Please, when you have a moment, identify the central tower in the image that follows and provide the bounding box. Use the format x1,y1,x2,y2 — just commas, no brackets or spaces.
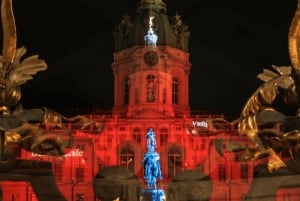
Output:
112,0,191,117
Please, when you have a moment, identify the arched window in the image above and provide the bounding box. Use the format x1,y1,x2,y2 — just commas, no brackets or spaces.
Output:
159,128,168,147
168,146,182,177
132,128,141,144
146,74,156,102
124,78,129,104
172,77,179,104
120,145,135,172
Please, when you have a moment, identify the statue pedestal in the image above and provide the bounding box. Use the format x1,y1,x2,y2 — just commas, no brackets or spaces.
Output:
93,166,141,201
141,189,165,201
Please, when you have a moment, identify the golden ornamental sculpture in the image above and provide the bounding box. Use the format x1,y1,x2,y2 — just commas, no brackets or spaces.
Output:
0,0,103,201
289,0,300,72
228,1,300,173
0,0,104,199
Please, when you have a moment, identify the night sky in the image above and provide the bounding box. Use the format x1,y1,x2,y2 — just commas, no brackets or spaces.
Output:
3,0,298,116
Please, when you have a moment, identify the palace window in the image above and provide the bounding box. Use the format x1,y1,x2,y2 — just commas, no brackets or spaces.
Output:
124,78,129,104
172,77,179,103
75,193,85,201
201,138,207,149
76,167,85,183
283,194,292,201
189,138,194,149
120,145,135,172
160,128,168,146
240,163,249,183
135,89,139,104
175,127,181,131
168,147,182,177
107,136,113,149
172,77,178,103
76,144,85,151
132,128,141,144
146,74,156,102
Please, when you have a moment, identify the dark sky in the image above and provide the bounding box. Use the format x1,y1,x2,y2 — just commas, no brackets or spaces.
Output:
4,0,298,116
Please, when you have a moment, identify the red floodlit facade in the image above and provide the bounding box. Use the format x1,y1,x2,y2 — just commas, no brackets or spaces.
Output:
2,0,300,201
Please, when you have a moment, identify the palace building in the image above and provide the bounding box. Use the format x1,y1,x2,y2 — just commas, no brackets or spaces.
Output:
1,0,300,201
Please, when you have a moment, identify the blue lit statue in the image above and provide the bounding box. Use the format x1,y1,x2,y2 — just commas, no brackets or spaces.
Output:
141,128,165,201
142,128,162,189
142,146,162,189
146,128,156,149
144,30,158,47
144,16,158,47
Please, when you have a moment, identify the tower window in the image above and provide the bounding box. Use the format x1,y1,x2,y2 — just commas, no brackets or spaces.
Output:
172,77,179,103
146,75,156,102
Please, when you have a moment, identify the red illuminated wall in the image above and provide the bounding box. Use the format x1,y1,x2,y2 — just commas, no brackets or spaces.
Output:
1,116,300,201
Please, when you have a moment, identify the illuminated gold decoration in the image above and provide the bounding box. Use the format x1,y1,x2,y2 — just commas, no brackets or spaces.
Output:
1,0,16,64
289,0,300,72
234,66,297,172
233,1,300,172
0,0,104,162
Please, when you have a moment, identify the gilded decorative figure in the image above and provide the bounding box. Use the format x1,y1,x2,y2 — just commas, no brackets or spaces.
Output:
233,65,300,172
0,0,103,162
228,0,300,173
0,0,104,199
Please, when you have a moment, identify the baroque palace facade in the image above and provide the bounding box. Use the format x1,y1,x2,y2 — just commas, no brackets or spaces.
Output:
2,0,300,201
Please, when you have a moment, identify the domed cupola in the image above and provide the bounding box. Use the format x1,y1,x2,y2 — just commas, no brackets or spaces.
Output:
113,0,190,52
112,0,191,117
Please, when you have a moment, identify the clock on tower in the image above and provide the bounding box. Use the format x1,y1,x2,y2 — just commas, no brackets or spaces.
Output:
144,51,158,66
